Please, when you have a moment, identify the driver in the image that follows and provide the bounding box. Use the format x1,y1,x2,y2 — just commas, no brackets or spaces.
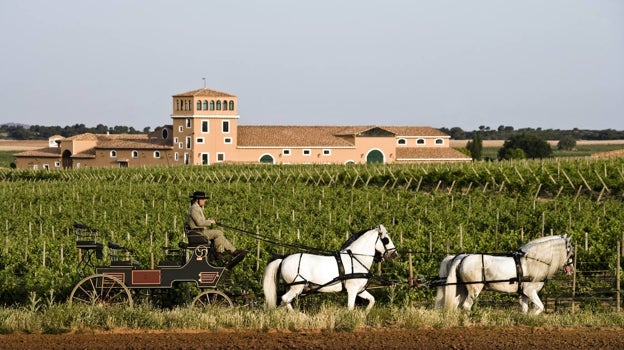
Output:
186,191,247,261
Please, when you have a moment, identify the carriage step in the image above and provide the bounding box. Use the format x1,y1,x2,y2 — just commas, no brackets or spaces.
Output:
224,250,248,270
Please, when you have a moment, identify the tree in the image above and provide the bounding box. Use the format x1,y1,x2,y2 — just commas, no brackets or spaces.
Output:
499,147,526,160
557,136,577,151
497,133,552,160
466,134,483,160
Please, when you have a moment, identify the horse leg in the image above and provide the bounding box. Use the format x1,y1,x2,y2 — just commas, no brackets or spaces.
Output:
524,287,545,315
462,284,483,311
280,285,304,311
356,290,375,311
518,294,530,313
434,286,445,308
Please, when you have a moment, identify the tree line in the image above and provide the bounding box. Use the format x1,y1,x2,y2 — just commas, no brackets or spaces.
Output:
0,123,147,139
439,125,624,141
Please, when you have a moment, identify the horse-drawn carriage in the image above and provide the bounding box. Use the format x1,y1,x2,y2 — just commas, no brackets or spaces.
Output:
69,221,248,308
69,220,573,313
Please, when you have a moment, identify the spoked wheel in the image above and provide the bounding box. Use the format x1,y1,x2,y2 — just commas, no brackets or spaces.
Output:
69,274,133,307
192,290,233,309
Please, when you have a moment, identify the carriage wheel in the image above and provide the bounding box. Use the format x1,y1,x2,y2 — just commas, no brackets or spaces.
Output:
192,290,233,308
69,274,133,307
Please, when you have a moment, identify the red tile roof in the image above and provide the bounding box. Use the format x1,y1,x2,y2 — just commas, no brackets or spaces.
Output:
237,125,446,148
173,88,236,98
238,126,356,147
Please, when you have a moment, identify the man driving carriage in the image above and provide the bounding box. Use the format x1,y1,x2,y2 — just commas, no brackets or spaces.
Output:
186,191,247,262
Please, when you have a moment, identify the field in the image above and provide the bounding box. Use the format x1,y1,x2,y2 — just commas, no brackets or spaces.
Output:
2,327,623,349
1,143,624,348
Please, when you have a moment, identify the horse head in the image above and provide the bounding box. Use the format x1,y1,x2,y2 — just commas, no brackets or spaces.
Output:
519,234,575,279
375,224,398,262
562,234,575,275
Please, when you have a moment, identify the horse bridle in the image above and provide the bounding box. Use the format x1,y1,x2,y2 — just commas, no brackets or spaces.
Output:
375,226,397,262
564,236,574,270
520,235,574,271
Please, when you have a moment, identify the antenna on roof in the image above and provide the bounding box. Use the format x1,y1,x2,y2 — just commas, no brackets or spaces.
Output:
202,77,206,89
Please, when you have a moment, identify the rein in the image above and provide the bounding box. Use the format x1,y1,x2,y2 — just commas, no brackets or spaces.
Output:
216,222,330,255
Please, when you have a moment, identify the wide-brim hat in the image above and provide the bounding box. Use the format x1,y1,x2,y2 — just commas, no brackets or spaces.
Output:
190,191,208,200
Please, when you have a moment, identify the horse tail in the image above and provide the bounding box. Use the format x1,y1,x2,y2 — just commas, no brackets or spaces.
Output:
435,255,454,308
263,258,283,309
444,256,464,310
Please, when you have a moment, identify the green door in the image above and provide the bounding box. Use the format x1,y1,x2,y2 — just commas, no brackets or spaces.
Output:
366,150,384,164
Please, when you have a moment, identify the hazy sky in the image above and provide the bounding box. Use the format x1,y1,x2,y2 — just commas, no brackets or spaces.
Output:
1,0,622,131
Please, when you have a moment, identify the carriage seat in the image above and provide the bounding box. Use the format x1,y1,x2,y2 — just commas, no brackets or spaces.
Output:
108,241,139,269
184,224,213,248
73,221,103,259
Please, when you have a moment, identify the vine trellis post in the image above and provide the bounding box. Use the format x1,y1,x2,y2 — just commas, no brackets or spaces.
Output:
617,240,621,312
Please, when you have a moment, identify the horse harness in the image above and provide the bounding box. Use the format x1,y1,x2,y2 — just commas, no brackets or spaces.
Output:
454,250,533,297
284,251,374,294
285,229,394,294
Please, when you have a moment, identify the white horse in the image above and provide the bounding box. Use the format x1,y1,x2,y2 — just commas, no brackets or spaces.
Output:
441,234,574,314
263,225,398,311
434,253,467,308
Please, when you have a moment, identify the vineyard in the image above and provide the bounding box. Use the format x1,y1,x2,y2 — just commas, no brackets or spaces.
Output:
0,158,623,310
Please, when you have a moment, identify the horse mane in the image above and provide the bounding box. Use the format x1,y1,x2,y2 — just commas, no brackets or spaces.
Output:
340,227,374,250
519,235,568,280
518,235,564,254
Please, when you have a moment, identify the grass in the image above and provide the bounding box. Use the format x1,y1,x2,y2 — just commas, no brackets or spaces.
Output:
479,143,624,160
0,151,17,168
1,303,622,334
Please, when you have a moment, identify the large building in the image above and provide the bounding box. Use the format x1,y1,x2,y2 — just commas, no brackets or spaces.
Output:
15,87,471,169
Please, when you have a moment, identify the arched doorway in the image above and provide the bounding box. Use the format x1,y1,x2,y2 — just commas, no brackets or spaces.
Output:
62,150,73,169
259,154,275,164
366,149,384,164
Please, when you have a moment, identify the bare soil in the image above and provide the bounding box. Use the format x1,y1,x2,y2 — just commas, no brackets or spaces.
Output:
1,327,622,350
0,140,48,151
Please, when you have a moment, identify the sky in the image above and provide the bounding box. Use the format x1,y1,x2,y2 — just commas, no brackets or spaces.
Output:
1,0,622,132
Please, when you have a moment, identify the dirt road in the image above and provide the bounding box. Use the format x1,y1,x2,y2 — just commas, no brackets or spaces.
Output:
1,327,622,350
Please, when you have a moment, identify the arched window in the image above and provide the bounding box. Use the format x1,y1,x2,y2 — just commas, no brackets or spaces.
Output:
416,139,425,145
110,150,117,158
209,100,215,110
203,100,208,110
131,150,139,158
222,100,228,110
216,100,222,110
435,138,444,145
397,138,407,145
229,100,234,110
196,100,202,110
259,154,275,164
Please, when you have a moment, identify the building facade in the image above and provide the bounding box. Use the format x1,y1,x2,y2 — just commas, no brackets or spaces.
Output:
15,87,471,169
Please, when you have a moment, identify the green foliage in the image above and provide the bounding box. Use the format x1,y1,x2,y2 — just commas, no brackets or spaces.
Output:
0,160,623,308
0,151,17,169
498,133,553,160
466,134,483,160
558,136,577,151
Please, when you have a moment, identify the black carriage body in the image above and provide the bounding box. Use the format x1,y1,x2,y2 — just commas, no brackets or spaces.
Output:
94,245,226,289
